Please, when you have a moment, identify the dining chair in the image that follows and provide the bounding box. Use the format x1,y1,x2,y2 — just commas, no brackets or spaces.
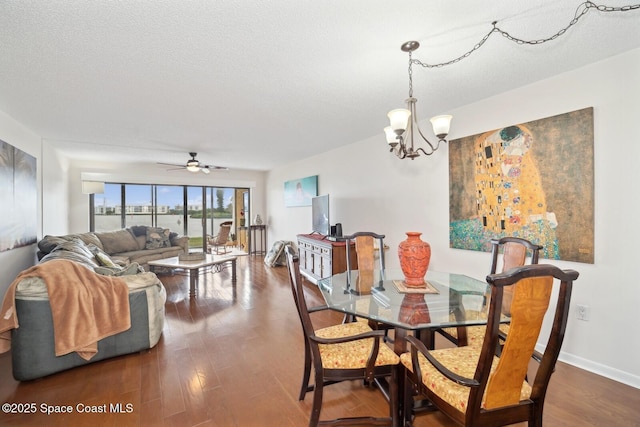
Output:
342,231,385,307
341,232,397,344
207,221,232,254
438,237,543,347
343,231,386,283
401,263,579,427
284,246,400,427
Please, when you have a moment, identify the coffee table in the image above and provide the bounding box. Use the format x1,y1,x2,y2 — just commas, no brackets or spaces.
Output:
148,254,237,297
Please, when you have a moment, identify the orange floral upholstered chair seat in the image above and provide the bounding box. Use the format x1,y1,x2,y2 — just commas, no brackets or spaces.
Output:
400,346,531,412
402,264,578,427
284,245,399,427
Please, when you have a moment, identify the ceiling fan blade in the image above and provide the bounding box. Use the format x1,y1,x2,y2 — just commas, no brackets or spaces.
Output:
157,162,185,167
204,164,229,171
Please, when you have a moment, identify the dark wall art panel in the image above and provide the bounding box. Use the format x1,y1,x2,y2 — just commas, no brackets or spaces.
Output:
0,140,37,252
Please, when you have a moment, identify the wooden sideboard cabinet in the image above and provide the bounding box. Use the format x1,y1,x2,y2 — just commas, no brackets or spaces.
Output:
296,234,357,284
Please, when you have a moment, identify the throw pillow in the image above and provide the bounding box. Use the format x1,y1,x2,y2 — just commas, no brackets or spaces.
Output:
135,234,147,250
130,225,148,237
145,227,171,250
87,244,123,270
96,229,140,254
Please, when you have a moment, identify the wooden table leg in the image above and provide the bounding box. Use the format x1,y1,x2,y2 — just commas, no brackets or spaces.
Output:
393,328,407,354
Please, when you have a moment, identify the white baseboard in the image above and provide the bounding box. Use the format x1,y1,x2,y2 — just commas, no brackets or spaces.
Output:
542,346,640,389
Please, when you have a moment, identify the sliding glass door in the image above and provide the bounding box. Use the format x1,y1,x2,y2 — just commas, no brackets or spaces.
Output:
91,183,249,252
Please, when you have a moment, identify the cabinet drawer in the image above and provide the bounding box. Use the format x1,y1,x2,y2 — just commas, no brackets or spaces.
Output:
321,247,331,255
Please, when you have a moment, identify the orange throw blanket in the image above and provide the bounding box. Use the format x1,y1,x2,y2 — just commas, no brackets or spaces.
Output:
0,259,131,360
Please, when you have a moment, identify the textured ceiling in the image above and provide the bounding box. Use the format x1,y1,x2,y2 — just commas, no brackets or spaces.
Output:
1,1,639,171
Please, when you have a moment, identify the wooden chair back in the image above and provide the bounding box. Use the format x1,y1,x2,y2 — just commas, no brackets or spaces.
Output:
440,237,543,346
472,264,578,422
284,246,314,340
403,264,578,426
489,237,543,274
343,232,385,292
489,237,543,316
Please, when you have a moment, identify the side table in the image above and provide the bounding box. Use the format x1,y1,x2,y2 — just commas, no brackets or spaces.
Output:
249,224,267,255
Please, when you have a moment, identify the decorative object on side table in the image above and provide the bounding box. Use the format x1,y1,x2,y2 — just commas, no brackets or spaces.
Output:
398,231,431,287
179,252,206,262
254,214,263,225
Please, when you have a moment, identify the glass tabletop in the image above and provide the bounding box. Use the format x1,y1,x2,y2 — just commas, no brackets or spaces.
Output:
317,269,495,331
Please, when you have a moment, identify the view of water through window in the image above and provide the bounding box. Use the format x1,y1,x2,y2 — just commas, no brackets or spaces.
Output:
93,183,247,248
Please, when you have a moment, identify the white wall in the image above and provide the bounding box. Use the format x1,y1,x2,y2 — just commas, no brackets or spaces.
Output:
41,141,70,236
266,47,640,388
0,111,42,299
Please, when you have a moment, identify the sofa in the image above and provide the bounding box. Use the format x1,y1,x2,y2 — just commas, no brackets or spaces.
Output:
37,225,189,271
1,226,186,380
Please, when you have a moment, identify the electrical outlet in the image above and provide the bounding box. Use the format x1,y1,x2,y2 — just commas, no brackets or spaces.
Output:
576,304,590,321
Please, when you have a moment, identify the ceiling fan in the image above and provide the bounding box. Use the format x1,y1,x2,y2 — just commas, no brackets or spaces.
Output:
157,152,228,174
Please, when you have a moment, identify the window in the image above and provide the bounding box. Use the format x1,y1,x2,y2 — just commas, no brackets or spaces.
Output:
125,184,152,228
94,184,123,232
90,182,248,251
156,185,185,235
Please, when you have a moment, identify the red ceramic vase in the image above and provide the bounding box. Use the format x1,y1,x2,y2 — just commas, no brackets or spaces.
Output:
398,294,431,325
398,232,431,287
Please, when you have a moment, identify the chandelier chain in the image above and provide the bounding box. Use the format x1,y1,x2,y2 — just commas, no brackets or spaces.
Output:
411,1,640,69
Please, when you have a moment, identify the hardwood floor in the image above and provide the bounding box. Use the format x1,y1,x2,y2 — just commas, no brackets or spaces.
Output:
1,256,639,426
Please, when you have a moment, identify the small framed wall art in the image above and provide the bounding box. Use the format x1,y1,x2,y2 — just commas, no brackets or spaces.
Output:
284,175,318,207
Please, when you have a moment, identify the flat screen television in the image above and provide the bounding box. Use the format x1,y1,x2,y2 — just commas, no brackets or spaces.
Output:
312,194,330,236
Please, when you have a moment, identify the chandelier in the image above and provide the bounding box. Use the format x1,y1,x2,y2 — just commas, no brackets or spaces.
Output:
384,41,452,160
383,2,640,160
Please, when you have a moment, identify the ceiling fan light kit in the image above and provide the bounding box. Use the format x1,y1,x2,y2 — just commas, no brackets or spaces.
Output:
158,152,226,173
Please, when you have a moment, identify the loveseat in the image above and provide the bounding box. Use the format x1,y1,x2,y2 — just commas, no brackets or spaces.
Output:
0,226,186,380
38,225,189,271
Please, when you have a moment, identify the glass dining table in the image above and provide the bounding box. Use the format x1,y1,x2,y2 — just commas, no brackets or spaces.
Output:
317,269,494,354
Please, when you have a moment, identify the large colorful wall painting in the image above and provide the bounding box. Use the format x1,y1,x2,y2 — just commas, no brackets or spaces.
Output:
0,140,37,252
449,108,594,263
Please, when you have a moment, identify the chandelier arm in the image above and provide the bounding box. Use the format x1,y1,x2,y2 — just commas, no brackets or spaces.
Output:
413,120,438,153
415,147,436,157
394,136,408,159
